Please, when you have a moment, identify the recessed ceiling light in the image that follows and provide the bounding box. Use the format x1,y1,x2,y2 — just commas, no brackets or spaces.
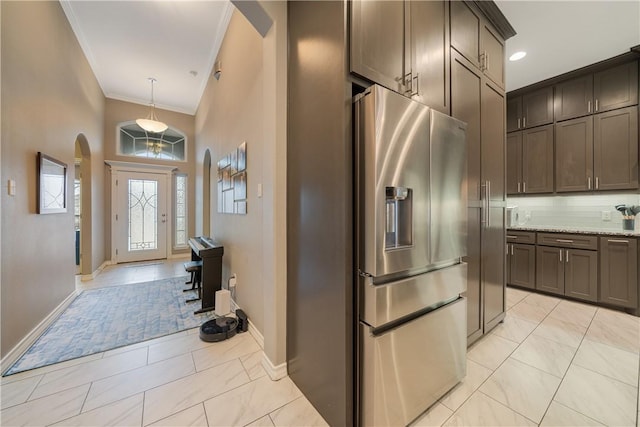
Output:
509,51,527,62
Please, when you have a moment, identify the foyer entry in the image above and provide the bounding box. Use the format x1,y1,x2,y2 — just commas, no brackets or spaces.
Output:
107,161,176,263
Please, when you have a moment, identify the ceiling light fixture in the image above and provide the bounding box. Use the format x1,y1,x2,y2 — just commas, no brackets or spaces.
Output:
136,77,168,133
509,51,527,62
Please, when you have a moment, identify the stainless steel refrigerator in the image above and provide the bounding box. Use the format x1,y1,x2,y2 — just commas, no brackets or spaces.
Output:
354,85,468,426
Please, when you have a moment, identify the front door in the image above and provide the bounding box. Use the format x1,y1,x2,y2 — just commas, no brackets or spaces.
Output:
115,171,168,263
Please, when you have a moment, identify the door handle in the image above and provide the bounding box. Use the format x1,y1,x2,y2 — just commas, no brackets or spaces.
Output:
511,245,514,256
486,181,491,226
517,182,521,193
595,177,599,189
523,117,526,128
566,250,569,263
608,239,629,244
588,100,591,113
560,250,563,262
556,239,574,243
517,118,521,129
595,99,599,112
588,177,591,189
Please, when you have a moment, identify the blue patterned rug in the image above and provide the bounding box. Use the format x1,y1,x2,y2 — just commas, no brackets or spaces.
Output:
4,276,217,376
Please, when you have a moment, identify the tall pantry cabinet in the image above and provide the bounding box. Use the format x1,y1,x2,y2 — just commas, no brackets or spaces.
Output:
450,1,513,345
287,2,514,425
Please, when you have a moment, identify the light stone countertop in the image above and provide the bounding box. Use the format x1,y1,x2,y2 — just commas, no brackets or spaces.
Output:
508,225,640,237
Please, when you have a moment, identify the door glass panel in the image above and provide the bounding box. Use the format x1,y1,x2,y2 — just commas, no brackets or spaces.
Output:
128,179,158,251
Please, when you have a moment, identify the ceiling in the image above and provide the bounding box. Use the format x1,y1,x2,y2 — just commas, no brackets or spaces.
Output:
496,1,640,92
60,0,233,115
61,1,640,115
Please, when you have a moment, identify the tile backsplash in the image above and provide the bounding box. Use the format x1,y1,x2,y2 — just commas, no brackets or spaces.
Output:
507,193,640,231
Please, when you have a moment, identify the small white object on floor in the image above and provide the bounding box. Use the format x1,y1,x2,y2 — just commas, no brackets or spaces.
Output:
214,289,231,316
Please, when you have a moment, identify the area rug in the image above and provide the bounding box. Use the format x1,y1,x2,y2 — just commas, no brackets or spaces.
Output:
4,276,217,376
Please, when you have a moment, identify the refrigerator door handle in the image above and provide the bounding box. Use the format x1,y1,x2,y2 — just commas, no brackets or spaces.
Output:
485,180,491,227
480,182,487,227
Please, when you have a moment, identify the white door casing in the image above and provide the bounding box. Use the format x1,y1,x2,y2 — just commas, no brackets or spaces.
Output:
106,161,176,263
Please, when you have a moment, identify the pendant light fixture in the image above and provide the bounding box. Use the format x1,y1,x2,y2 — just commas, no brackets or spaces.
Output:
136,77,168,133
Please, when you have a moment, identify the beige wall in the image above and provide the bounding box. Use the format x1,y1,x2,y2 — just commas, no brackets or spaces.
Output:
1,1,106,357
195,3,288,369
103,99,196,258
195,9,266,335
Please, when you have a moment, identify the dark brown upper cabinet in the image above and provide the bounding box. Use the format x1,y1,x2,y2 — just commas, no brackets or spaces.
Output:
450,1,504,90
350,0,450,114
507,125,554,195
556,106,638,192
599,237,638,309
555,116,594,192
508,87,554,132
553,61,638,122
593,106,639,191
554,74,594,121
350,0,406,93
408,0,450,114
593,61,638,114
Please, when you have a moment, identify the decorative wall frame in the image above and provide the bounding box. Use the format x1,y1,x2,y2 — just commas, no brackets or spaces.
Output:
217,142,247,214
37,152,68,214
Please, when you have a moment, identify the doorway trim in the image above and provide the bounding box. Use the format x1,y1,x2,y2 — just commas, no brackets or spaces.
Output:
203,149,212,236
75,134,92,276
106,160,177,263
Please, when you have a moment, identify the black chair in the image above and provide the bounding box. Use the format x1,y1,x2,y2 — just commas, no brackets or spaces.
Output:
183,260,202,303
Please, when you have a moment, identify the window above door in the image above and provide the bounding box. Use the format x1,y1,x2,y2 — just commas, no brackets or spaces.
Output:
118,121,186,162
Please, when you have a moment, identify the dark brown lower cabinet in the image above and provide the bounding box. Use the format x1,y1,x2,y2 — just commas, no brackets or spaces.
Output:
536,246,598,302
565,249,598,302
536,246,564,295
507,243,535,289
599,237,638,309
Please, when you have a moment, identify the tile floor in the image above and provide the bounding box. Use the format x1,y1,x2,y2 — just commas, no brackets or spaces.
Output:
2,260,639,426
412,286,640,427
1,259,328,427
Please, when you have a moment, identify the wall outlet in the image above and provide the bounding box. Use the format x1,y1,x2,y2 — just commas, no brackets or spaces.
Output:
228,274,237,288
601,211,612,221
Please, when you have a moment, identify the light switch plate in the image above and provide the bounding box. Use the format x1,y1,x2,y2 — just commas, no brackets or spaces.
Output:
8,179,16,196
257,183,263,198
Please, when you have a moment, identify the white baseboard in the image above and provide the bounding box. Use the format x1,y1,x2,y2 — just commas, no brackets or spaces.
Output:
81,260,112,282
262,352,288,381
230,299,286,381
1,290,79,375
168,253,190,260
247,318,264,349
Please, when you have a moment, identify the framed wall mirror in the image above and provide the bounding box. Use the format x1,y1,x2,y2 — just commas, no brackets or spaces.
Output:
37,152,68,214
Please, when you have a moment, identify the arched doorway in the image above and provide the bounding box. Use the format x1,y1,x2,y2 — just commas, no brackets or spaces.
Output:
74,135,92,276
203,149,212,236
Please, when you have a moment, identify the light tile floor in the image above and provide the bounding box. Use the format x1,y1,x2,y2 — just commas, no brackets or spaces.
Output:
413,286,640,427
1,259,328,427
2,261,639,426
